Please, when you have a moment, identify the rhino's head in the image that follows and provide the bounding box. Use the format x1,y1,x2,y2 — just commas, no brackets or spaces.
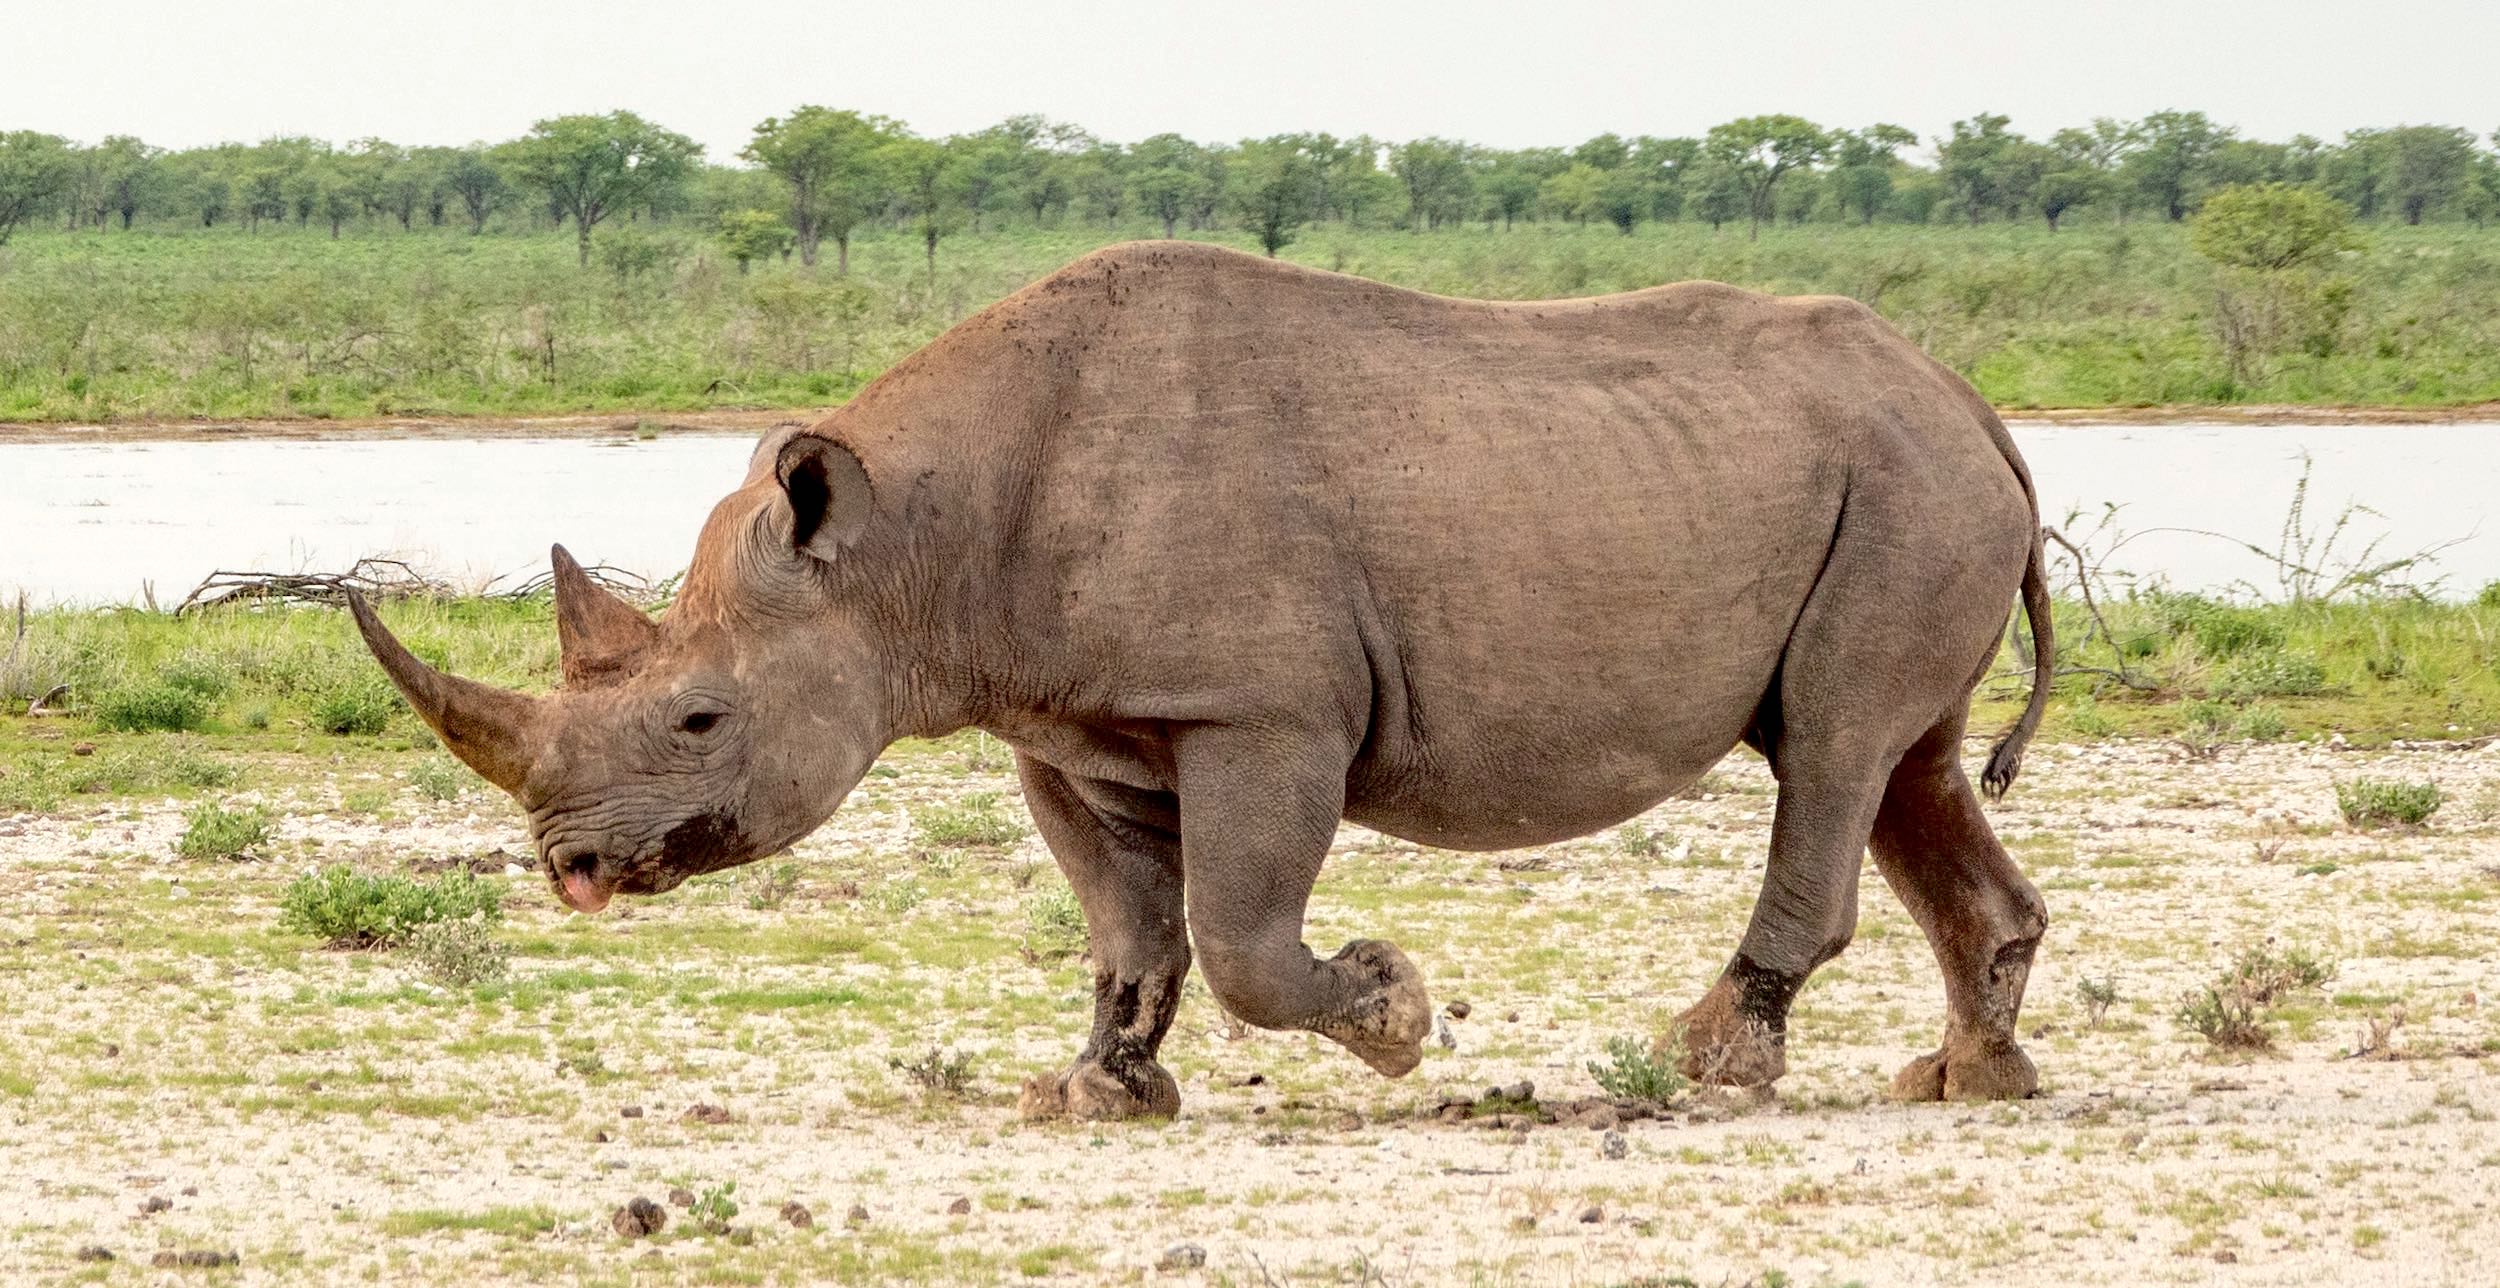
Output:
350,433,895,913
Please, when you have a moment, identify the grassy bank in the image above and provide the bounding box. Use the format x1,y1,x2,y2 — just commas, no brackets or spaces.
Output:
6,589,2500,819
5,221,2500,424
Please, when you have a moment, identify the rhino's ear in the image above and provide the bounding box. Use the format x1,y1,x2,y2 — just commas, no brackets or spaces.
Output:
773,435,873,562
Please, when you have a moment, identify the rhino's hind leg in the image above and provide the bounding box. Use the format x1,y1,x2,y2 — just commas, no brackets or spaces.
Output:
1176,732,1433,1078
1870,713,2047,1102
1672,761,1883,1088
1013,757,1191,1122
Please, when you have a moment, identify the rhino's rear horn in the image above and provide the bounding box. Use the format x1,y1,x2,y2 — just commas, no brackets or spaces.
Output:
549,544,659,685
346,591,541,794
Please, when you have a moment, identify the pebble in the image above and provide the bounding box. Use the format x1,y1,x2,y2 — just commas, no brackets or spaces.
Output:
682,1103,733,1124
668,1188,696,1208
780,1201,813,1228
946,1196,972,1215
1601,1130,1629,1160
1157,1243,1208,1271
75,1247,113,1263
1444,1000,1472,1020
1578,1205,1605,1224
140,1196,172,1215
620,1105,643,1118
846,1203,870,1226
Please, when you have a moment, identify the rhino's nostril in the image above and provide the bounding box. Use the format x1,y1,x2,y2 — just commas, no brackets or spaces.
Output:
562,852,599,880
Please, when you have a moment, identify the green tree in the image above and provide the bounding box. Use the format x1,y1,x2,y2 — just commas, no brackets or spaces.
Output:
443,146,506,233
92,135,162,229
2190,183,2362,385
1479,159,1540,229
1128,133,1207,238
1228,137,1315,256
2123,110,2228,221
743,106,899,271
2035,128,2110,230
1538,163,1604,225
1702,115,1829,240
509,112,703,267
1690,159,1747,231
1938,113,2033,226
2379,125,2479,224
1391,137,1474,231
879,134,962,283
717,208,794,273
1831,124,1916,225
0,130,77,244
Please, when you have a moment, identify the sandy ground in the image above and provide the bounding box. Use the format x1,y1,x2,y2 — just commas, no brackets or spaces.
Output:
4,735,2499,1285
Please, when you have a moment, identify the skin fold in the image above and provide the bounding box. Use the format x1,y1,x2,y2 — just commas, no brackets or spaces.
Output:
355,241,2055,1118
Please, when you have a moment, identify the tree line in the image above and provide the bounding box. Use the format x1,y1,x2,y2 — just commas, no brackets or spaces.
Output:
3,108,2497,266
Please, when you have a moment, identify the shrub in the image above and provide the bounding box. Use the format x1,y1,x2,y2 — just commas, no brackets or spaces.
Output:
2177,985,2272,1050
2235,705,2287,742
914,793,1027,850
2211,649,2326,700
158,651,234,700
1022,883,1088,959
2223,944,2336,1004
2478,580,2500,609
279,866,502,948
2337,777,2443,829
95,682,210,733
2147,593,2282,659
407,757,469,803
174,802,273,860
887,1048,977,1099
742,861,801,911
1588,1034,1688,1106
404,914,510,986
310,679,397,736
166,750,240,789
2075,976,2120,1029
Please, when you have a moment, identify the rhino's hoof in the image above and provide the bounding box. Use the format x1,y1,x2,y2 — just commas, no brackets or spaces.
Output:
1018,1059,1180,1122
1890,1035,2037,1102
1672,979,1787,1087
1320,939,1433,1078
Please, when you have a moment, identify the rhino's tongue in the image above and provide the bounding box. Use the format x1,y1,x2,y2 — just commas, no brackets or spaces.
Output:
561,868,612,914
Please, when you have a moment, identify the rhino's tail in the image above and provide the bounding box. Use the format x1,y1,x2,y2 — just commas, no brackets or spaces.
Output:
1981,530,2054,801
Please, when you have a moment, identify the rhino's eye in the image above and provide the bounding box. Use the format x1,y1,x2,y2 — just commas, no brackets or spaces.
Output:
679,711,724,736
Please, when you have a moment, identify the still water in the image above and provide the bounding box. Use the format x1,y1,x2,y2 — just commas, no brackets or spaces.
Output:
1,424,2493,605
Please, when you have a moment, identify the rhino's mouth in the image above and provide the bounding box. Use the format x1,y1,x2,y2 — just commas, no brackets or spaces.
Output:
547,811,753,914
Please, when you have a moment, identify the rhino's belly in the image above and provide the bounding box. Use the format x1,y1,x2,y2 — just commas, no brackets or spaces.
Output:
1343,715,1746,852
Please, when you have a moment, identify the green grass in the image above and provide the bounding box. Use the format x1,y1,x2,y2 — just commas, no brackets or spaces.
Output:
5,219,2500,424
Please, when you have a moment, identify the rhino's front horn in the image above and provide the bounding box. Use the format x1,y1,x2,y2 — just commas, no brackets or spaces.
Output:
550,543,658,685
346,591,541,795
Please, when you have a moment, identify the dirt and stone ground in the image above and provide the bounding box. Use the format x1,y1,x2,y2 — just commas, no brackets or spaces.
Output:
4,732,2498,1285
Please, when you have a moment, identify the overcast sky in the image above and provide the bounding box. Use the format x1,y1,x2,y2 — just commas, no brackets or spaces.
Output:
8,1,2494,161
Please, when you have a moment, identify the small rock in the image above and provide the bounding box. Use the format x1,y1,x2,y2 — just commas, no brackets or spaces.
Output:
620,1105,644,1118
682,1103,733,1125
1577,1105,1620,1131
612,1197,667,1239
1157,1243,1208,1271
1601,1130,1629,1160
845,1203,870,1226
2214,1249,2239,1264
179,1185,197,1197
780,1201,813,1228
72,742,95,757
1332,1110,1363,1131
946,1196,972,1215
140,1195,172,1215
1444,1000,1472,1020
590,1130,610,1144
103,1043,118,1058
1504,1011,1521,1023
668,1187,695,1208
1230,1073,1266,1087
75,1246,113,1263
728,1227,755,1246
1504,1081,1535,1102
1433,1015,1457,1050
305,1080,323,1092
1578,1205,1604,1224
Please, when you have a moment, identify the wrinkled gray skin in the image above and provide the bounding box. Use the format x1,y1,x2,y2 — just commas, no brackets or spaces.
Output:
356,241,2056,1120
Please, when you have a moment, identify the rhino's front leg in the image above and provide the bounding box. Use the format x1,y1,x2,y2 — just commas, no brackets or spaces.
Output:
1013,755,1191,1122
1175,730,1433,1077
